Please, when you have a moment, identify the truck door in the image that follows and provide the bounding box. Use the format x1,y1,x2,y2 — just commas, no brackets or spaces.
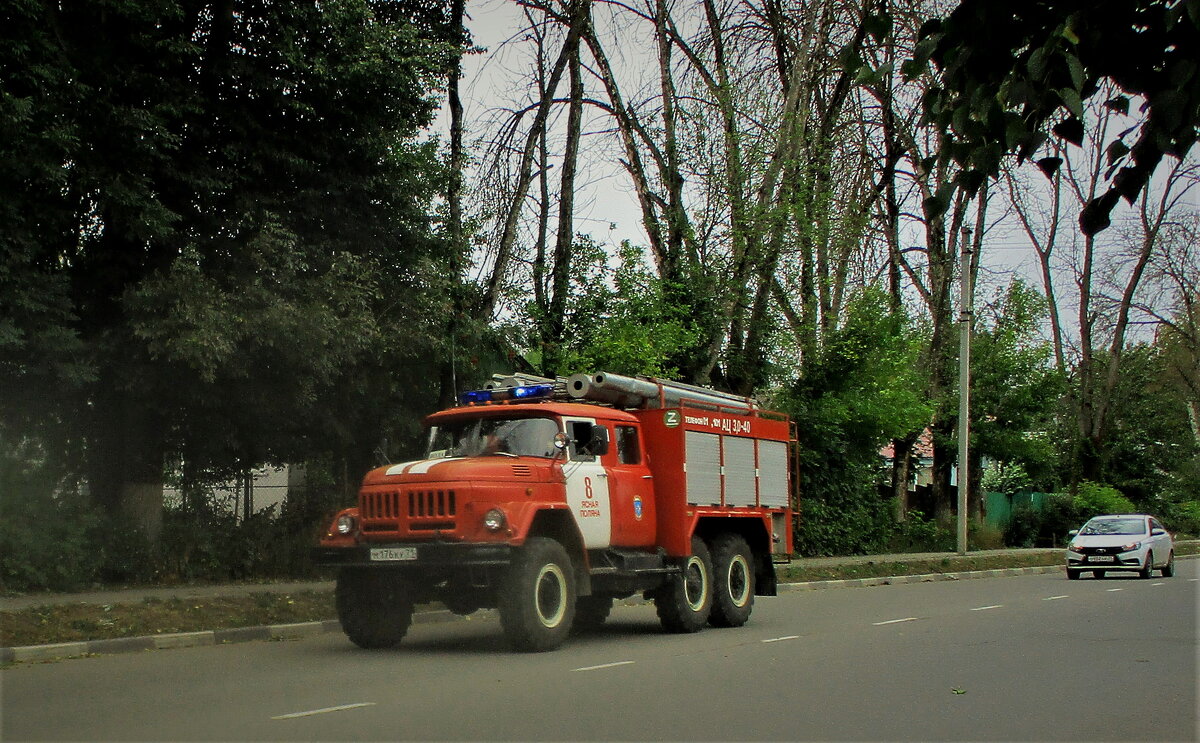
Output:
562,417,612,549
605,423,656,548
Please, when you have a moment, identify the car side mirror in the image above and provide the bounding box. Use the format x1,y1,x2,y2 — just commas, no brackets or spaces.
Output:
1151,528,1166,536
553,432,569,456
1067,529,1079,538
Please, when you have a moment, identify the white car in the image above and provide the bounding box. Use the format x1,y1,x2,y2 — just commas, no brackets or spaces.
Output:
1065,514,1175,580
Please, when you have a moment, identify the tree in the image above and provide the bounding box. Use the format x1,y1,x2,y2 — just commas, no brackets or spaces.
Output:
0,1,456,538
911,0,1200,235
969,281,1065,495
776,286,931,554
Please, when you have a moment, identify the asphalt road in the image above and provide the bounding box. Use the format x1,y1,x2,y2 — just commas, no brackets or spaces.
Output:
3,562,1196,742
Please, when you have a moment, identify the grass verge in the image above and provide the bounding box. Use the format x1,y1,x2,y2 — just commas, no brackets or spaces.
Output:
1,592,334,649
4,543,1196,649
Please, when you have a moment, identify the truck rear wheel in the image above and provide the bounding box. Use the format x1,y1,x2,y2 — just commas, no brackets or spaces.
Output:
708,533,754,627
498,537,576,652
655,536,713,633
335,568,414,649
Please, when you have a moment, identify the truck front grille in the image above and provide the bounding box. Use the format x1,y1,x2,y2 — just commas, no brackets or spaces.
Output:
360,489,457,533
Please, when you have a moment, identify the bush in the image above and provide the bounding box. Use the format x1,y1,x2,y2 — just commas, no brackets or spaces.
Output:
1004,492,1079,547
886,514,954,553
795,495,896,556
1161,500,1200,536
1072,481,1136,518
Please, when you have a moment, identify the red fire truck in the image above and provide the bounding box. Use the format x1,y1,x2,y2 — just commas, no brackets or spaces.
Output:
313,372,794,652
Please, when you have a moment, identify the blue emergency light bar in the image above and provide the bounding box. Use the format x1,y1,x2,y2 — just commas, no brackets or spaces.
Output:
459,383,555,406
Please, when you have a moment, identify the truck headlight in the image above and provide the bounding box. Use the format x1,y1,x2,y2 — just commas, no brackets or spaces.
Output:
335,514,357,535
483,508,507,532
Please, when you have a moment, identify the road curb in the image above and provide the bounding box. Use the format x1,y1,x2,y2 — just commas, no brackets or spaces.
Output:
777,564,1063,592
3,558,1192,664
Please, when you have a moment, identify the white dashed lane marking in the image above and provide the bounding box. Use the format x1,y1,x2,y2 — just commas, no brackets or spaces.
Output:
872,617,918,626
971,605,1003,611
1107,588,1124,592
762,635,800,643
573,661,635,672
272,703,376,720
1044,595,1069,600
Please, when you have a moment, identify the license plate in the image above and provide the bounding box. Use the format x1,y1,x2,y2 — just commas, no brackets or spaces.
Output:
370,547,417,562
1087,555,1115,563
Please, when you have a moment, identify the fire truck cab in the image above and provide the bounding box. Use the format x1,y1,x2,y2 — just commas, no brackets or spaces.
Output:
314,372,794,652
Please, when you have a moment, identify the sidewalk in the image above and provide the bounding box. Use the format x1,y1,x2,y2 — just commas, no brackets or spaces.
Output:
0,546,1067,612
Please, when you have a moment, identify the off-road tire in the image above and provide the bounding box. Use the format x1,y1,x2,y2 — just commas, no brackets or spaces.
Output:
498,537,576,652
335,567,414,649
1162,551,1175,577
655,536,713,633
572,595,613,633
708,533,754,628
1140,551,1155,579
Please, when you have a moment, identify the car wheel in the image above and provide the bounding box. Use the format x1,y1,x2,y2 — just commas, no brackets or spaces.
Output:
1140,551,1154,579
1067,569,1081,580
1092,570,1105,579
1161,551,1175,578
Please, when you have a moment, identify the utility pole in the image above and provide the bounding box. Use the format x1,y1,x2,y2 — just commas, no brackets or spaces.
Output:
957,226,974,555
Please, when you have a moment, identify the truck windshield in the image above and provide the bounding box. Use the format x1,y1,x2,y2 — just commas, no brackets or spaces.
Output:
426,417,560,459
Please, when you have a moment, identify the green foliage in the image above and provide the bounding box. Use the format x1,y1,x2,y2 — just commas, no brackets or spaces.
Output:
0,441,100,591
969,281,1065,489
778,287,932,555
1162,501,1200,536
1072,481,1137,519
981,462,1034,495
887,514,955,553
0,0,462,528
1004,492,1079,548
527,240,699,379
914,0,1200,234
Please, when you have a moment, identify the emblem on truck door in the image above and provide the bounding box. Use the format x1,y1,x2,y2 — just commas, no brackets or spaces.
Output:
633,495,643,520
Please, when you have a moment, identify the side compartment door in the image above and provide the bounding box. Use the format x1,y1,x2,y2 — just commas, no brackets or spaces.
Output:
562,417,612,549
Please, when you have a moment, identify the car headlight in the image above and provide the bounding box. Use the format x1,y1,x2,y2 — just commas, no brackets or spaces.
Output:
1068,544,1085,553
483,508,507,532
335,514,357,535
1119,542,1141,552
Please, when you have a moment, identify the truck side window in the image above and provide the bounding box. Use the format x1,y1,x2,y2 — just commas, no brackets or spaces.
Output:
567,420,596,462
616,425,641,465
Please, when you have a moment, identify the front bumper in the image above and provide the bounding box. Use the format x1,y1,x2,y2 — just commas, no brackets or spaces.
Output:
1066,550,1148,571
312,541,514,568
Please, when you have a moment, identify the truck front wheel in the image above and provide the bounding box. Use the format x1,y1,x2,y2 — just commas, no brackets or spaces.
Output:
655,536,713,633
708,533,754,627
335,568,414,649
498,537,576,652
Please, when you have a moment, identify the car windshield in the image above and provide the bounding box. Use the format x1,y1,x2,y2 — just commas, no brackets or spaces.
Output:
426,416,560,459
1079,518,1146,536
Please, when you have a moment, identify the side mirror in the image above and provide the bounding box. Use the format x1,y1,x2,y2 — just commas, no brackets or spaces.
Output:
553,432,569,456
1151,528,1166,536
1067,529,1079,538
